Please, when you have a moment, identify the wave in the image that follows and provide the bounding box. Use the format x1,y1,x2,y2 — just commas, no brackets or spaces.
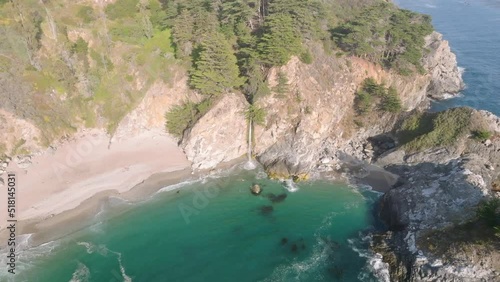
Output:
0,235,60,279
156,179,200,194
76,242,132,282
69,262,90,282
348,234,391,282
283,179,299,192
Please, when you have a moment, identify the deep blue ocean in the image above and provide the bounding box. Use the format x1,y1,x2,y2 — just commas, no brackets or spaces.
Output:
1,1,499,281
395,0,500,115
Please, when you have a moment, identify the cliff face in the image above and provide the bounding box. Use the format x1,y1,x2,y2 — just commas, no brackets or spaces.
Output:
181,94,249,170
253,31,463,178
423,32,465,100
180,32,464,174
375,110,500,281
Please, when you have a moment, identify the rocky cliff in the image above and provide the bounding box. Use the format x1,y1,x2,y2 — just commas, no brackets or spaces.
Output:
183,33,463,177
423,32,465,100
181,32,464,176
374,109,500,281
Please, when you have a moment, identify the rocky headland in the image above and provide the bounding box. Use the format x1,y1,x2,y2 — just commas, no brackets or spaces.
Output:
178,32,499,281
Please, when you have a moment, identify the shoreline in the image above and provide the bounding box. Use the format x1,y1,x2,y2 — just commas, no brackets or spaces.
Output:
0,154,249,249
0,127,396,250
0,129,193,248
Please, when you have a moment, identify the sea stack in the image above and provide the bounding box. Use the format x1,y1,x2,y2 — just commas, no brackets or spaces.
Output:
250,184,262,195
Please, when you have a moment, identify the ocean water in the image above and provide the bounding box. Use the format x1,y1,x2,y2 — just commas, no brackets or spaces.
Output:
5,167,386,282
394,0,500,115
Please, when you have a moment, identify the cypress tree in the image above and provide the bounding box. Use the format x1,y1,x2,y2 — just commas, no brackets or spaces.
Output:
190,32,245,96
257,13,302,66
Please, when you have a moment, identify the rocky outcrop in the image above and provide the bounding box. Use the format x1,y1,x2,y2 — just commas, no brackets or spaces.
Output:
423,32,465,100
181,93,249,170
113,76,200,142
250,184,262,195
179,32,463,173
253,33,460,178
376,109,500,281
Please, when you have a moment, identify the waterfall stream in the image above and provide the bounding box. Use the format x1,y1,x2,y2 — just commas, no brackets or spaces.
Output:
244,119,256,170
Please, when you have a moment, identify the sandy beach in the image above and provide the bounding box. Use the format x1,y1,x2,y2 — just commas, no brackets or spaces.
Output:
0,129,191,245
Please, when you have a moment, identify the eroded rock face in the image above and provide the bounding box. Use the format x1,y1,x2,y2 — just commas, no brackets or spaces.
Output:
423,32,465,100
180,32,462,173
376,110,500,281
181,93,248,170
254,33,460,178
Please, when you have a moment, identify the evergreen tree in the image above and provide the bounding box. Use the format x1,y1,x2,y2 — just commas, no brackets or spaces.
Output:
190,32,245,96
257,14,302,66
243,63,269,102
172,9,195,58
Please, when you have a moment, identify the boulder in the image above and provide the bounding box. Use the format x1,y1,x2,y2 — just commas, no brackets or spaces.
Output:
250,184,262,195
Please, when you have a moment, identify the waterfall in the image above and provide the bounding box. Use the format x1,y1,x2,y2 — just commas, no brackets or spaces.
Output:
247,119,252,161
244,118,256,170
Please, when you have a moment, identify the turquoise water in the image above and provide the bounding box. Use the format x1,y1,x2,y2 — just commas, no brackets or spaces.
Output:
395,0,500,115
9,168,384,282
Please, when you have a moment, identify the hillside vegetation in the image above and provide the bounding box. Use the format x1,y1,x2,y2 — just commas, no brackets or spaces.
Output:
0,0,176,148
0,0,435,148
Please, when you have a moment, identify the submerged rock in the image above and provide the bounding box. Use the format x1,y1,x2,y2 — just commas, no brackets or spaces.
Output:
280,237,288,245
266,193,287,203
250,184,262,195
258,205,273,216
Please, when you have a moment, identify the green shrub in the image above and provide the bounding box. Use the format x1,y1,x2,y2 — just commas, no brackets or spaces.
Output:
165,102,196,137
109,23,144,44
381,86,402,113
72,37,88,55
274,71,289,96
472,130,492,142
354,90,372,114
77,6,95,23
400,108,473,151
477,199,500,227
304,106,312,115
354,78,402,114
245,105,266,126
165,99,214,137
300,50,313,64
105,0,139,20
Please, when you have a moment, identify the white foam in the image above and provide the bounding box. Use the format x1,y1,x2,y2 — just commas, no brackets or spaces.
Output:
0,237,60,278
76,242,132,281
283,179,299,192
349,234,391,282
256,170,268,179
156,179,200,194
69,262,91,282
243,160,257,170
115,252,132,282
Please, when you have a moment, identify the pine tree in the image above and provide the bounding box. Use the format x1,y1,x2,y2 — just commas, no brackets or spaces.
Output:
172,10,195,58
190,32,245,96
257,14,302,66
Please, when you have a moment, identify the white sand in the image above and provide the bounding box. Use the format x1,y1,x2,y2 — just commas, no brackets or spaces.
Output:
0,129,190,229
